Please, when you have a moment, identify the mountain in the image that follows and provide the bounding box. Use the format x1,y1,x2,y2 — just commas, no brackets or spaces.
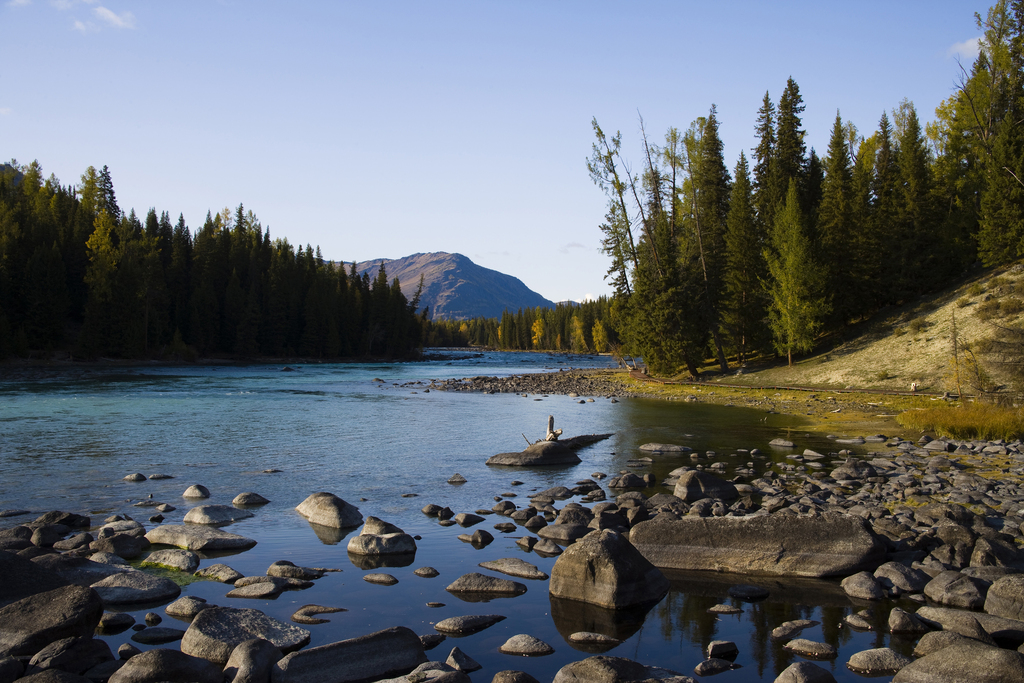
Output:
348,252,554,320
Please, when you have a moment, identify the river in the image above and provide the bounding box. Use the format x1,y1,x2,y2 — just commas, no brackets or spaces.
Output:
0,351,904,681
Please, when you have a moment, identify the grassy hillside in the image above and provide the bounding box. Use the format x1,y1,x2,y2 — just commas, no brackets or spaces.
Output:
700,264,1024,397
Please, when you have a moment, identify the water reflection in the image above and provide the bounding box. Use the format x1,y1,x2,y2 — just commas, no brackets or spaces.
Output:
306,522,356,546
347,551,416,570
550,595,659,651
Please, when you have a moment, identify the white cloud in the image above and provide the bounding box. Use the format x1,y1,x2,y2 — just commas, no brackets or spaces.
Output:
0,107,12,116
7,0,32,7
93,6,134,28
949,36,981,61
72,18,96,32
581,292,596,302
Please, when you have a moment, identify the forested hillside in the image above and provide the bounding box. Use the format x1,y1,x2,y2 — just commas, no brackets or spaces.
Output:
0,164,423,360
585,0,1024,378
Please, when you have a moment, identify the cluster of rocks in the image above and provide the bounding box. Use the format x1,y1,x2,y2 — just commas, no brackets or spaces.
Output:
432,369,625,398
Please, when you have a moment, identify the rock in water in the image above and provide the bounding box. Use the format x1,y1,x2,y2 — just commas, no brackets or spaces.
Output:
183,505,254,526
107,648,222,683
273,626,426,683
445,573,527,597
548,530,669,609
673,471,737,502
294,492,363,529
180,606,310,665
347,518,417,556
486,441,581,466
90,572,182,607
0,585,103,658
552,656,689,683
891,639,1024,682
630,513,885,578
144,525,257,552
774,661,838,683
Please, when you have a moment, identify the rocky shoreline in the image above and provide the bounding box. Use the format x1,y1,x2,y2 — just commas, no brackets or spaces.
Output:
3,423,1024,681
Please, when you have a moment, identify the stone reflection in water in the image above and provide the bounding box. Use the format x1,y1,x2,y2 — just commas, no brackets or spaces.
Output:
306,522,356,546
549,594,659,653
656,570,858,680
346,551,416,570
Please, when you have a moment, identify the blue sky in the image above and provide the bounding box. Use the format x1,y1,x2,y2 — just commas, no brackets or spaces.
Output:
2,1,986,304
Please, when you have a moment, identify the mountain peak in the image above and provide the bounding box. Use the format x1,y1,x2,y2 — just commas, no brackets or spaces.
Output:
349,252,553,320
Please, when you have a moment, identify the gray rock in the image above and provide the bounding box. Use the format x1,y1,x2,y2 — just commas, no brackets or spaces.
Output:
924,571,988,610
874,561,931,594
89,553,132,568
232,492,269,507
294,492,363,529
0,551,69,610
706,640,737,658
892,639,1024,682
0,656,24,682
226,577,312,599
347,532,417,556
842,571,884,600
266,561,324,581
272,626,426,683
107,648,222,683
478,558,548,580
912,631,975,657
773,661,837,683
486,440,581,466
446,573,526,597
984,573,1024,621
124,473,146,482
223,638,282,683
30,554,127,587
415,567,440,578
434,615,505,635
630,513,886,578
673,470,738,502
549,529,669,609
88,534,147,559
0,585,103,657
97,612,135,633
552,656,693,683
183,505,254,526
490,671,539,683
769,438,795,448
889,607,930,634
453,513,484,527
362,517,405,535
847,648,912,674
117,643,140,660
568,632,621,646
194,563,244,583
783,639,837,659
180,607,310,665
145,525,257,552
182,485,211,499
377,661,470,683
916,606,1020,643
638,443,690,452
537,524,590,544
445,647,480,673
770,620,819,640
140,549,200,573
291,605,345,625
90,571,181,606
693,658,741,676
165,596,210,621
728,584,769,600
363,574,398,586
27,637,113,675
448,473,467,484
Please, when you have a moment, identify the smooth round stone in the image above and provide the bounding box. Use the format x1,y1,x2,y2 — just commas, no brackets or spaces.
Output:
846,647,912,674
166,596,210,620
568,632,620,645
145,525,256,552
266,561,324,581
499,634,554,656
124,473,146,482
91,570,182,606
232,492,269,506
180,606,310,665
707,604,742,614
184,505,254,526
118,643,141,660
183,485,211,499
363,573,398,586
226,582,284,599
694,658,741,676
131,626,186,644
156,504,176,512
446,572,527,596
414,567,440,578
784,639,838,659
149,473,174,480
193,563,244,583
145,612,162,625
843,612,874,630
141,549,200,573
98,611,136,632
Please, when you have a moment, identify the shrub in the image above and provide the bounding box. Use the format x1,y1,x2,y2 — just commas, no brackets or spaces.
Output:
968,282,984,297
1001,297,1024,316
897,404,1024,440
874,370,890,381
909,319,928,333
956,296,971,308
977,298,1002,321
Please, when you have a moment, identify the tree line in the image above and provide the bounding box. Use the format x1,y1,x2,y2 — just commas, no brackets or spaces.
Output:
586,0,1024,377
0,163,424,360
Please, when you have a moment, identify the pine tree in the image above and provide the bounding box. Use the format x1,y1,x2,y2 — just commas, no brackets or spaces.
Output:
817,112,855,324
722,152,766,362
773,78,807,210
764,181,829,366
752,92,778,230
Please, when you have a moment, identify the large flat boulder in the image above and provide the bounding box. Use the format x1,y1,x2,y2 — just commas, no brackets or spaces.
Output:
630,513,886,578
294,493,363,529
673,471,737,503
984,574,1024,621
145,525,257,552
891,638,1024,683
0,551,69,608
90,571,181,607
107,648,223,683
552,655,690,683
549,530,668,609
486,441,580,467
0,585,103,657
273,626,427,683
181,607,309,665
183,505,254,526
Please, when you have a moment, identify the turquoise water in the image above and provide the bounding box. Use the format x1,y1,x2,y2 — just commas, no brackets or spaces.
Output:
0,353,903,681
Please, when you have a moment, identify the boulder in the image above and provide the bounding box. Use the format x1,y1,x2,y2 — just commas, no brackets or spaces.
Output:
783,639,837,659
294,493,363,529
180,607,310,665
889,607,930,634
773,661,837,683
673,471,737,503
130,627,186,645
0,585,103,657
630,513,886,578
165,596,210,621
486,440,580,466
916,605,1024,644
537,524,590,544
139,549,199,573
194,563,244,583
0,551,69,609
770,620,819,640
984,573,1024,621
272,626,426,683
892,639,1024,682
88,534,147,559
841,572,883,600
31,554,126,587
266,561,324,581
377,661,470,683
183,505,254,526
552,656,692,683
874,561,930,594
232,493,269,507
434,615,505,635
499,634,553,656
27,637,113,675
478,558,548,580
182,485,211,499
106,648,222,683
223,638,283,683
847,648,912,675
347,532,416,556
549,530,669,609
924,571,988,610
445,647,480,673
145,525,257,552
445,573,526,597
89,572,181,606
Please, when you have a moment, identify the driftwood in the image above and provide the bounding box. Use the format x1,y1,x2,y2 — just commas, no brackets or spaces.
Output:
545,415,563,442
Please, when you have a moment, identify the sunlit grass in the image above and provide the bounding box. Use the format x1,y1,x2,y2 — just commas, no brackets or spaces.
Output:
897,403,1024,441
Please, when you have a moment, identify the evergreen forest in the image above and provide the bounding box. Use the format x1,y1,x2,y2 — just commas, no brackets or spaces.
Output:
0,163,424,360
